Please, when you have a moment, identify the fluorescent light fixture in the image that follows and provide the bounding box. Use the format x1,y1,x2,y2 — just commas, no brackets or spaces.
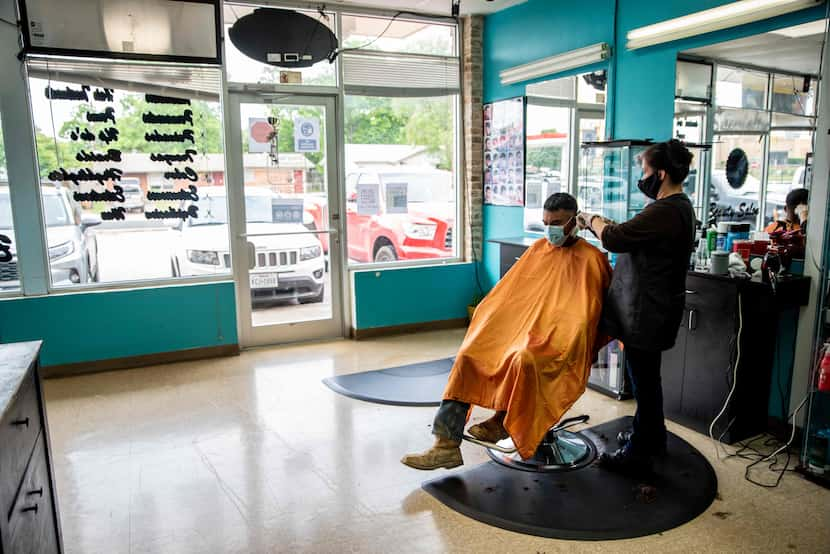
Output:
499,43,611,86
626,0,822,50
770,18,828,37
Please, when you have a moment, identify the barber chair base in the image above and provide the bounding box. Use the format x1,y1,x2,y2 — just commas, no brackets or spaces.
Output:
464,414,596,473
488,430,596,472
423,416,718,541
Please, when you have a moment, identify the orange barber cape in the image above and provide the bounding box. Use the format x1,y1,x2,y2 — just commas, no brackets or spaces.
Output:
444,237,612,459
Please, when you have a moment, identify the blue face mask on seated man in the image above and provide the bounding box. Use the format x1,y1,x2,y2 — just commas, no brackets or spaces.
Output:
546,217,575,247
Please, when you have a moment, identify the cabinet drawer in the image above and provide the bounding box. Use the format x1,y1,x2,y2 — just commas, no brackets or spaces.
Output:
7,433,58,554
685,275,737,315
0,371,42,515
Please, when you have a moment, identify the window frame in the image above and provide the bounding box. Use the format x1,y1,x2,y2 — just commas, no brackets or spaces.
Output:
523,73,607,235
0,113,23,299
342,91,463,269
337,9,462,270
680,57,819,230
25,60,233,294
11,2,465,297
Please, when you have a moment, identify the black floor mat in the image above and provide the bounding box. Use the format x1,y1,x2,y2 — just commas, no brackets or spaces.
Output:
322,358,453,406
423,416,717,540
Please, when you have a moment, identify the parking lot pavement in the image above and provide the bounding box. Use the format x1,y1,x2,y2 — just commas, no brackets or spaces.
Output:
251,272,333,326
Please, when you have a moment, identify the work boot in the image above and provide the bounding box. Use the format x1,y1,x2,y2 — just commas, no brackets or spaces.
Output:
467,413,509,443
401,437,463,470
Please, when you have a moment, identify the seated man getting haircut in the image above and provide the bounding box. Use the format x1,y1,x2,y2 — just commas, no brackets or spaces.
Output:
402,193,612,470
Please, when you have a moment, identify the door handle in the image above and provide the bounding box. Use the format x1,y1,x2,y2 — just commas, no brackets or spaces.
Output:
240,230,336,238
688,308,697,331
685,290,697,295
247,241,255,270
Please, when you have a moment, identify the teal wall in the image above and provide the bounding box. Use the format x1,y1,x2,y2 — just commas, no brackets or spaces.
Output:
0,282,237,367
482,0,615,104
353,263,477,329
481,205,523,289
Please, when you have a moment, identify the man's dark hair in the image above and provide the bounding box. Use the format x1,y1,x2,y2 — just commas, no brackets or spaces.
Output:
786,187,808,209
642,139,694,184
543,192,578,212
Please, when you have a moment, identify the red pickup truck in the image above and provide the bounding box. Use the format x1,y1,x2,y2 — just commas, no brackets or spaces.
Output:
301,169,455,263
344,169,455,263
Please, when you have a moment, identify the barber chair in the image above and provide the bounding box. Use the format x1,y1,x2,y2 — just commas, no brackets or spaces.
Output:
463,415,596,472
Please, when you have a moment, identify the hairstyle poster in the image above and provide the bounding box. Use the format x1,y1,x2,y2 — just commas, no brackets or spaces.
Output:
483,97,525,207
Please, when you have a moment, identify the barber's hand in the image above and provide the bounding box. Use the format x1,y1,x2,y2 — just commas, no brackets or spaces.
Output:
576,212,597,230
795,204,809,223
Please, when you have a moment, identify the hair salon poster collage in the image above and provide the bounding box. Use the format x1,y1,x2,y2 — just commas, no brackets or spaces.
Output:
483,97,525,207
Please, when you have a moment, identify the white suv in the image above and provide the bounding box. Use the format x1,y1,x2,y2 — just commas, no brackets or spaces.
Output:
173,187,326,304
0,184,100,289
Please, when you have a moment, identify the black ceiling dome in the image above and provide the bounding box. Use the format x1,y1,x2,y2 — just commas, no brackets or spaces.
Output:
229,8,337,69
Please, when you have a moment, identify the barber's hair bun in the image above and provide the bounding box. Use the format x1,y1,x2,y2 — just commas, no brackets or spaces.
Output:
644,139,694,185
666,139,694,170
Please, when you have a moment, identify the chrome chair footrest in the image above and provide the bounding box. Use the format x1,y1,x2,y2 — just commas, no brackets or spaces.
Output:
462,434,517,454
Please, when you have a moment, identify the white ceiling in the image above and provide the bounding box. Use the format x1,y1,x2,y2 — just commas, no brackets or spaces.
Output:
324,0,527,16
683,19,827,76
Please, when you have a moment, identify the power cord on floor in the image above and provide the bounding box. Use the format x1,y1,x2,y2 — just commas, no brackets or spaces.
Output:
706,291,814,488
744,393,809,488
709,293,743,460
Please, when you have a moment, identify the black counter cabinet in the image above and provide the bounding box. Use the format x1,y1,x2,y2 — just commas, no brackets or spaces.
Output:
662,272,810,444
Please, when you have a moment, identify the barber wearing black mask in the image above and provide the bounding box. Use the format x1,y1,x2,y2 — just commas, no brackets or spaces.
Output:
577,139,695,475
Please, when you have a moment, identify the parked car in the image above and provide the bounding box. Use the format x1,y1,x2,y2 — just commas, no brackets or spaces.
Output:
345,168,455,263
173,187,326,305
524,170,562,209
0,184,100,289
297,194,329,254
121,178,145,213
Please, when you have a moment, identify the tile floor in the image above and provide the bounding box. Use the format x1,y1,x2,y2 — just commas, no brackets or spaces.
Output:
42,329,830,553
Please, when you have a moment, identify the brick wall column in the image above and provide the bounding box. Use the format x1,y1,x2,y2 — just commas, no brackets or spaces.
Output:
461,15,483,262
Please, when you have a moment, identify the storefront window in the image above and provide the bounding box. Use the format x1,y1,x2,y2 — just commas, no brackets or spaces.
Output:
693,59,819,230
711,135,765,228
28,60,228,287
765,130,813,227
772,74,816,116
0,113,20,293
341,14,456,56
715,66,768,110
343,95,457,264
676,60,713,102
524,104,570,231
525,72,606,233
674,100,706,143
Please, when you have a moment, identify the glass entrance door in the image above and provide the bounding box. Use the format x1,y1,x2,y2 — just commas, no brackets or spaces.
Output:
227,93,343,347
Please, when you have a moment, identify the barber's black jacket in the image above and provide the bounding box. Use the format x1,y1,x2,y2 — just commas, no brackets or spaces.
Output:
600,194,695,352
